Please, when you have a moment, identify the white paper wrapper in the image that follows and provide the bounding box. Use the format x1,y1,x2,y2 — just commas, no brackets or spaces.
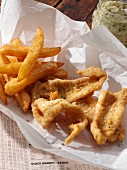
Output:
0,0,127,169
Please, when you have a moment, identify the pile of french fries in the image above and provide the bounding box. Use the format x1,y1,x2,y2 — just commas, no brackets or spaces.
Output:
0,27,67,112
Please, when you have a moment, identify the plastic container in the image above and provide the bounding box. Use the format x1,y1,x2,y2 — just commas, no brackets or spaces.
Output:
92,0,127,47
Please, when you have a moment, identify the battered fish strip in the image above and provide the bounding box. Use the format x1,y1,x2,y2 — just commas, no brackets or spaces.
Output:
75,96,97,123
75,96,125,144
107,124,125,143
32,98,88,144
32,98,86,128
90,88,127,144
35,66,107,102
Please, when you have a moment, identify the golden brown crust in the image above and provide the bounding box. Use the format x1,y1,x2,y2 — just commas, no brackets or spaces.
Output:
65,119,88,145
90,88,127,144
75,96,97,123
34,66,107,102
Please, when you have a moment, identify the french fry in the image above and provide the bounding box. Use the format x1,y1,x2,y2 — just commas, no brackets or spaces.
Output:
5,39,20,75
0,73,6,87
10,39,31,113
11,38,22,46
0,73,7,103
0,62,22,75
37,61,64,68
0,76,7,104
17,27,44,81
43,75,56,81
53,69,68,79
5,62,58,96
0,73,7,104
0,60,62,76
0,54,10,64
0,54,10,83
43,69,68,81
2,74,10,83
15,90,31,113
0,45,61,60
7,56,18,63
53,62,64,67
0,45,28,59
8,39,21,63
0,28,63,115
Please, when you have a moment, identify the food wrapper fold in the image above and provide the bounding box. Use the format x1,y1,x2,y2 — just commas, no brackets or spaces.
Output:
0,0,127,169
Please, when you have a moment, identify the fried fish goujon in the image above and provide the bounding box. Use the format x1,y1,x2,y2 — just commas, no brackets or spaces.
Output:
75,96,97,123
34,66,107,102
91,88,127,144
32,98,86,128
32,98,88,144
75,96,125,144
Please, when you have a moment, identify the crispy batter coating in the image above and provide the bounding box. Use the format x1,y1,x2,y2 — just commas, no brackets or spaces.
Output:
65,119,88,145
31,66,126,145
34,66,107,102
107,124,125,143
32,98,88,144
49,91,58,100
76,66,106,78
43,68,68,81
90,88,127,144
75,96,125,143
75,96,97,123
31,81,42,101
32,98,86,128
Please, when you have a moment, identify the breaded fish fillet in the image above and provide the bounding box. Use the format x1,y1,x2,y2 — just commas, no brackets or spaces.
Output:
32,98,88,144
34,66,107,102
32,98,86,128
75,96,125,144
90,88,127,144
75,96,97,123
